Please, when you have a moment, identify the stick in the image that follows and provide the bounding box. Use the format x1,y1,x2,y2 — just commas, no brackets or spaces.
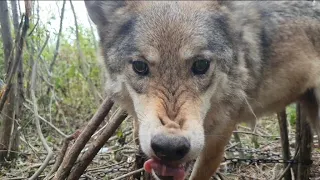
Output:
23,102,67,138
277,110,291,180
67,110,128,180
232,131,279,139
47,0,66,95
275,148,300,180
45,131,81,180
53,98,114,180
111,168,144,180
28,34,54,180
295,103,313,179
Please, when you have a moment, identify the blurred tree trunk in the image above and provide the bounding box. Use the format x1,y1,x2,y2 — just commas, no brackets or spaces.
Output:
11,0,22,161
0,0,17,161
11,0,19,31
0,1,12,68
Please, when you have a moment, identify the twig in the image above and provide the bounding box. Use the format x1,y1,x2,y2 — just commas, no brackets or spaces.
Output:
277,110,291,180
111,168,144,180
233,131,279,139
275,163,292,180
53,98,114,180
275,147,300,180
83,173,96,180
108,130,132,142
295,102,313,180
45,131,81,180
67,110,128,180
7,177,29,180
19,136,38,158
86,162,123,172
47,0,66,94
28,33,54,180
225,143,240,151
92,107,121,137
233,127,244,158
23,101,67,137
27,15,39,36
50,0,66,72
104,136,138,155
8,175,46,180
20,160,55,174
216,172,226,180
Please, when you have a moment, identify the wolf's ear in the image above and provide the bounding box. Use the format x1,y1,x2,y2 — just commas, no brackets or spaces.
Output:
84,0,126,26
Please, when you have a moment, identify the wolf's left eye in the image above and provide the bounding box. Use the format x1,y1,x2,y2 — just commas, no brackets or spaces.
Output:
132,61,149,76
192,60,210,75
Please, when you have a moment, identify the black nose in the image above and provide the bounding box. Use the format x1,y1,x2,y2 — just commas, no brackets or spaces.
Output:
151,134,190,161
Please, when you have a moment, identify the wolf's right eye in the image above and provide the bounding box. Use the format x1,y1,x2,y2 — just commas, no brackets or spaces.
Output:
192,59,210,75
132,61,149,76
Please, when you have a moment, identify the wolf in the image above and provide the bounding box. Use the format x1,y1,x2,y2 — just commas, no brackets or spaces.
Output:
85,1,320,179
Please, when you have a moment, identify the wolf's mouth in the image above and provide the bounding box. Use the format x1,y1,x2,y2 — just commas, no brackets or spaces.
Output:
144,158,186,180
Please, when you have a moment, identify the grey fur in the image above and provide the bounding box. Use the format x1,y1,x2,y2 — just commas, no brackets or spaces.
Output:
86,1,320,179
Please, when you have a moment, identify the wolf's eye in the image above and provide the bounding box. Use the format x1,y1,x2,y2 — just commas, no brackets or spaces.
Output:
192,60,210,75
132,61,149,75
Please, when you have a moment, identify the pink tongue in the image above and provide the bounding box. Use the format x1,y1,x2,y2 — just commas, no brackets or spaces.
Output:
144,159,185,180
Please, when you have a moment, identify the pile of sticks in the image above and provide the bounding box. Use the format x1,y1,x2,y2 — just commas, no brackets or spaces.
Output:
48,98,129,180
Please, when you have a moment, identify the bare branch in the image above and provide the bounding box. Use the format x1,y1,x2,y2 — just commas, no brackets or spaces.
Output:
277,110,291,180
45,131,81,180
67,110,128,180
232,131,279,139
275,148,300,180
48,0,66,74
112,168,144,180
53,98,114,180
23,101,67,138
28,34,54,180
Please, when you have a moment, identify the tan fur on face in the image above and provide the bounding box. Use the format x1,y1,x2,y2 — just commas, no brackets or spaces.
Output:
128,86,205,162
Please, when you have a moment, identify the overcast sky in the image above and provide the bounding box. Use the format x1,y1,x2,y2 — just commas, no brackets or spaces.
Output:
19,1,94,36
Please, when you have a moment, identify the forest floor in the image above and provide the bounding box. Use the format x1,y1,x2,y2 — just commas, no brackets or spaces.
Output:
0,110,320,180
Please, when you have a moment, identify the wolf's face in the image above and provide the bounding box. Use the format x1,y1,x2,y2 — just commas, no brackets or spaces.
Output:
86,1,248,177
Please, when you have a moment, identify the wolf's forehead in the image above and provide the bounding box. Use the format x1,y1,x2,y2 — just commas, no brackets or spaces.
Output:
133,2,213,61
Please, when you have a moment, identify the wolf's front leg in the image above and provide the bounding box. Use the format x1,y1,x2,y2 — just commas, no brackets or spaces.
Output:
189,126,234,180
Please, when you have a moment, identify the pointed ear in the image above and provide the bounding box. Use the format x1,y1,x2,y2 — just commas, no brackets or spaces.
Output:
84,0,126,26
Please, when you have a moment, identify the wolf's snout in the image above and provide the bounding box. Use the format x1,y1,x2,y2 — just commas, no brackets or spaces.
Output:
151,134,190,161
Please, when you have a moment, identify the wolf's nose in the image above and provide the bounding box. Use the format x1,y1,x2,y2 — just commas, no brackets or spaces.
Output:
151,134,190,161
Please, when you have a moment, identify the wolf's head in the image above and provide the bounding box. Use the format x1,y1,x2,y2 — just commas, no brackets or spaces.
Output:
86,1,260,178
